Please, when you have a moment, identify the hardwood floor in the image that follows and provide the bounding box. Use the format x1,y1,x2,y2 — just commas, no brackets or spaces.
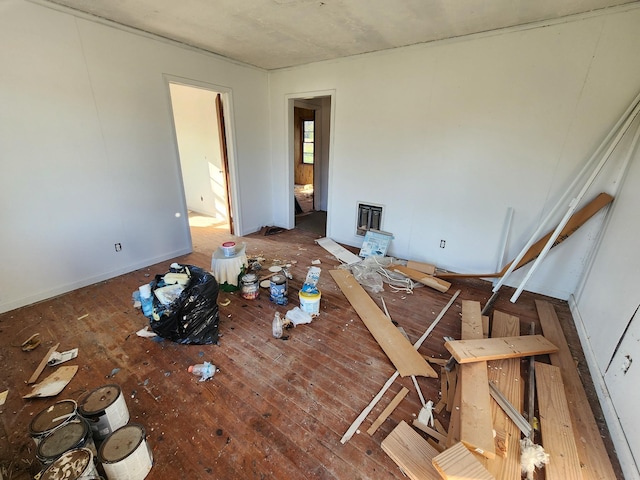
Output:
0,219,622,479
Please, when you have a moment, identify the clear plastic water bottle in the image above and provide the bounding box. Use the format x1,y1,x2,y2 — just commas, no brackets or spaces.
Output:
272,312,283,338
188,361,216,381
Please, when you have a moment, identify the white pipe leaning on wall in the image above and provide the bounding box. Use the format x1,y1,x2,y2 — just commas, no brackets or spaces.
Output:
510,95,640,302
492,89,640,297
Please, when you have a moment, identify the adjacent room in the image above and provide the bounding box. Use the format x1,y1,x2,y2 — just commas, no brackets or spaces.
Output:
1,0,640,478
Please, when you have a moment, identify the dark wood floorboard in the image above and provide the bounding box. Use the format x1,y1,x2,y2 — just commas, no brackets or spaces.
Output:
0,220,623,479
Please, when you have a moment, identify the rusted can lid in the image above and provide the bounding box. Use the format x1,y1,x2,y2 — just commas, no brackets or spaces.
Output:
78,384,121,416
99,424,146,464
40,448,93,480
29,400,77,436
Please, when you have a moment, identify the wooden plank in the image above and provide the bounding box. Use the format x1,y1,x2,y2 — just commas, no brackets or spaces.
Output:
445,367,457,412
388,264,451,293
432,442,495,480
459,300,495,459
367,387,409,435
535,361,582,480
381,420,441,480
461,300,483,340
329,270,437,378
485,310,522,478
315,237,362,265
460,362,495,458
406,260,436,275
446,379,461,447
445,335,558,364
27,342,59,384
536,300,617,480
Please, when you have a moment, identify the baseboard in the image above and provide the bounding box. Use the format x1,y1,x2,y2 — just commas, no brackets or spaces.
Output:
0,247,192,315
569,295,640,480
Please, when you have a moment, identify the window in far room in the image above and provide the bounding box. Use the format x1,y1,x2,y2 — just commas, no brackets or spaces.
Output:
302,120,314,164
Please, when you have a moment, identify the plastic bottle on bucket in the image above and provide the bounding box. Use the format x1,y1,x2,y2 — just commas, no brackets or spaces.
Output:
188,362,216,381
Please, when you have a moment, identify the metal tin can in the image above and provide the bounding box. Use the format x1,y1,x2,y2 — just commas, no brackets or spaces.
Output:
269,274,288,305
240,273,259,300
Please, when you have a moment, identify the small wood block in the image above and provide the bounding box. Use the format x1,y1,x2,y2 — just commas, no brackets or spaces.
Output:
535,361,582,480
367,387,409,435
413,419,447,443
330,270,437,378
406,260,436,275
28,343,60,384
494,429,508,458
381,420,441,480
445,335,558,363
432,442,495,479
389,265,451,293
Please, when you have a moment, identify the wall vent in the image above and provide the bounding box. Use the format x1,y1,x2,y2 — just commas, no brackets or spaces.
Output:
356,203,383,236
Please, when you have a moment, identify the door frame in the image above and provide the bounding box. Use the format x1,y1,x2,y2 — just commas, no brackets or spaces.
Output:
285,90,335,234
163,74,241,237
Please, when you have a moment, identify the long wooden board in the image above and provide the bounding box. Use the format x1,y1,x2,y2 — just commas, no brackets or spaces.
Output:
329,270,437,378
432,442,495,480
381,420,441,480
485,311,522,479
445,335,558,364
406,260,436,275
387,264,451,293
459,301,495,459
535,300,617,480
367,387,409,435
436,192,613,279
535,361,582,480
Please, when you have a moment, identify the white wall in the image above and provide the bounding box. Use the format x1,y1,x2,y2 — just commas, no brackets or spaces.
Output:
169,84,227,219
268,7,640,301
0,0,270,313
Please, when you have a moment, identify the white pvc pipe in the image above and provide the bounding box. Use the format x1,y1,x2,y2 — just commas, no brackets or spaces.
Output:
510,103,640,302
493,90,640,293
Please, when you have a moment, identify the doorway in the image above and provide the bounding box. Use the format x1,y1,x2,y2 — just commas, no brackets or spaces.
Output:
292,96,332,235
168,82,234,242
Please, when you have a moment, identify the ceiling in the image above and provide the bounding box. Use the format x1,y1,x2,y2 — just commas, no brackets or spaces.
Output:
43,0,638,70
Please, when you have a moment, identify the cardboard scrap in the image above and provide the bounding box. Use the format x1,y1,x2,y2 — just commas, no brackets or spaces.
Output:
24,366,78,399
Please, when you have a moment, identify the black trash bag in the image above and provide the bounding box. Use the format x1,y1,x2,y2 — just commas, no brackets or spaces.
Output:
148,264,220,345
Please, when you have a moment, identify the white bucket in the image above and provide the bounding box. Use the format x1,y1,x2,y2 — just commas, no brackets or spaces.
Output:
78,384,130,441
29,400,78,446
39,448,100,480
299,290,321,316
99,424,153,480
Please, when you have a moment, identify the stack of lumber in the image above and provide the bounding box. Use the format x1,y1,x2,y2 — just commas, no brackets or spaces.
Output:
379,300,617,479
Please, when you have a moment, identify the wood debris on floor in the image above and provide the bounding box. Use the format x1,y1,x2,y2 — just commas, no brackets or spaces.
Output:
0,227,622,479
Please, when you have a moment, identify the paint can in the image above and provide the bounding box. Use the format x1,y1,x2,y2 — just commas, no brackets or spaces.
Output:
29,400,78,446
299,290,321,316
240,273,259,300
98,423,153,480
36,418,97,467
269,274,288,305
78,384,130,442
39,448,100,480
221,241,236,257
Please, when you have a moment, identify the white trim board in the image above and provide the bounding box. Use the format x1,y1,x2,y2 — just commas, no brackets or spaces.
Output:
569,294,640,480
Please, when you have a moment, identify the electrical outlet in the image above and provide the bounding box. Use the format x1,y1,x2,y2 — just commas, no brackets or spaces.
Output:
440,240,446,248
114,243,122,252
